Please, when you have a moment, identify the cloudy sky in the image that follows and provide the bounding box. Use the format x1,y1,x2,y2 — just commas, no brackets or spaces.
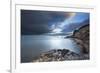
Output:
21,10,89,35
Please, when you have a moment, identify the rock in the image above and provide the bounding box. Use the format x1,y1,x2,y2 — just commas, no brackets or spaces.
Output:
33,49,89,62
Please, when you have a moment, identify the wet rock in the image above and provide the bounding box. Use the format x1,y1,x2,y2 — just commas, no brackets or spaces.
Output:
33,49,89,62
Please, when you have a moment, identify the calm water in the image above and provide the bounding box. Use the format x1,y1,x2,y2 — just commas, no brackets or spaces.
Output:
21,35,81,63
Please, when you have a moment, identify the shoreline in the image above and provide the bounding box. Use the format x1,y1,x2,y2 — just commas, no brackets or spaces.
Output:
32,49,89,62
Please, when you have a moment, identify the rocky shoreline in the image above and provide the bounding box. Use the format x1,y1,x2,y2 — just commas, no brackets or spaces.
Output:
71,24,89,54
33,49,89,62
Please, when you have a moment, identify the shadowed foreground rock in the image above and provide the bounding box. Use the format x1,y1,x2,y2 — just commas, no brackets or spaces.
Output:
33,49,89,62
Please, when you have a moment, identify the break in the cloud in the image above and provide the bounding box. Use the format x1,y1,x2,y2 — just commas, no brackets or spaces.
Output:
21,10,89,35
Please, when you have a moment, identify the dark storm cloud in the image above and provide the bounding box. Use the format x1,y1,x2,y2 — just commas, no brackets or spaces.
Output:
21,10,71,35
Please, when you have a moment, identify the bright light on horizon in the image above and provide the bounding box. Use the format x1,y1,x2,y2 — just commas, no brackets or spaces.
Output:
52,28,62,33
